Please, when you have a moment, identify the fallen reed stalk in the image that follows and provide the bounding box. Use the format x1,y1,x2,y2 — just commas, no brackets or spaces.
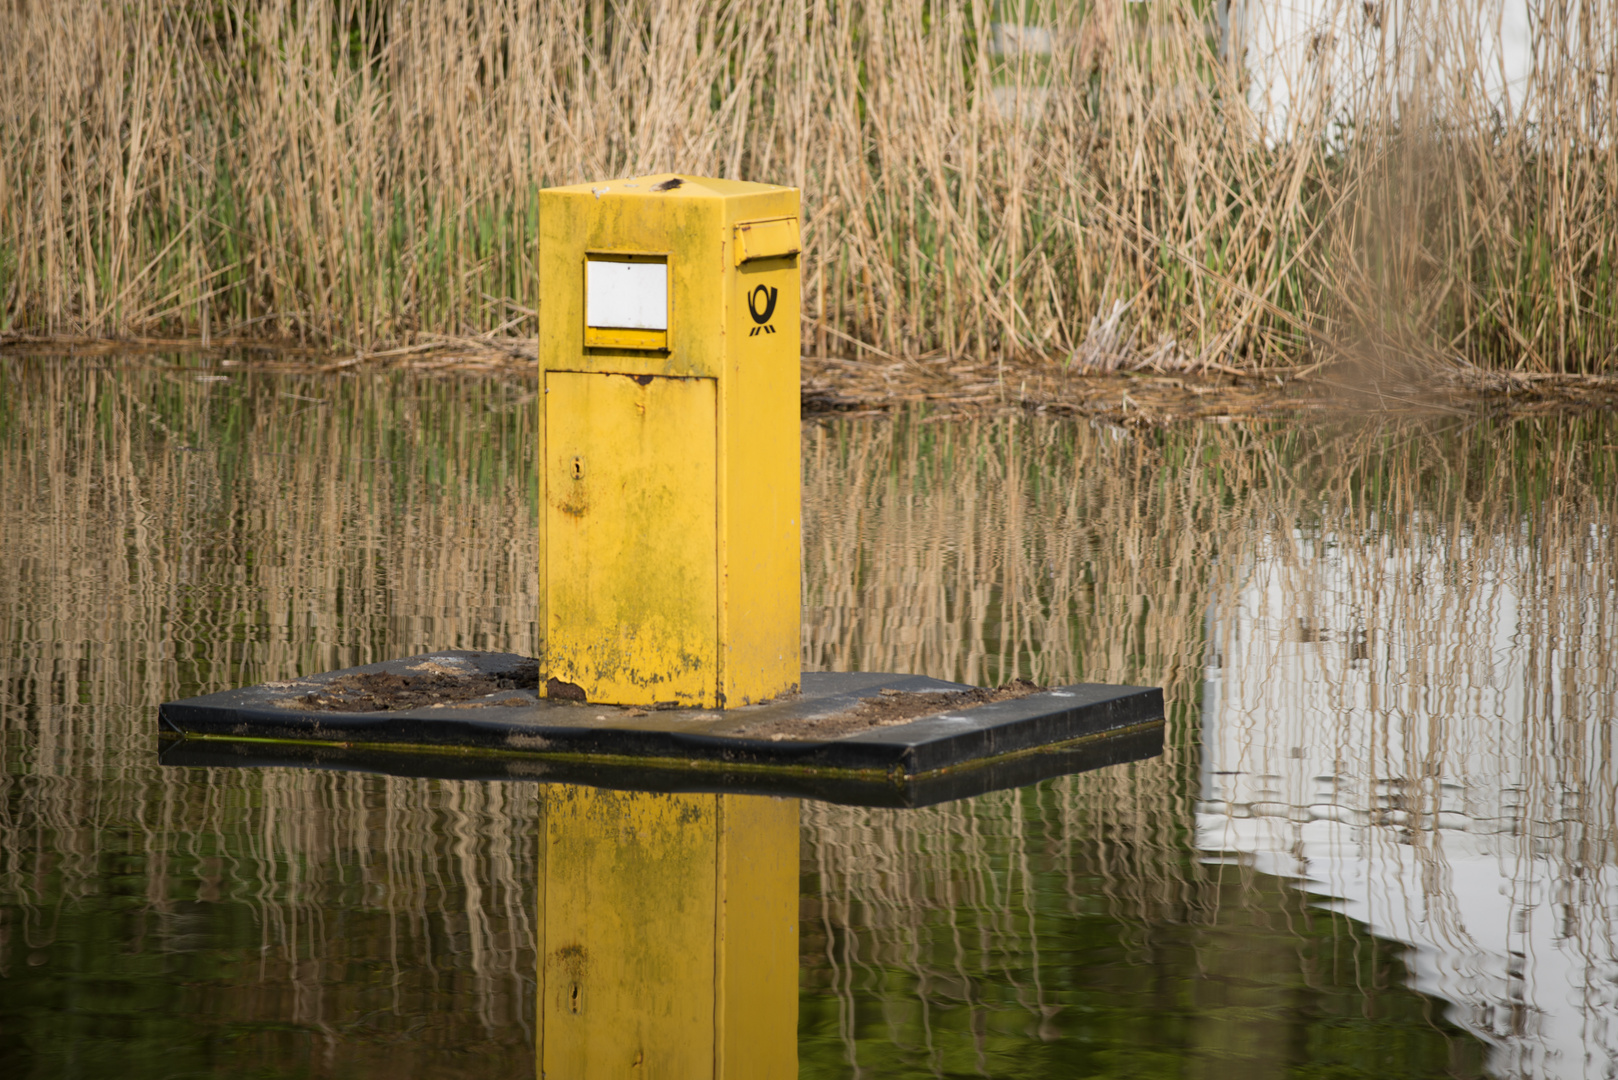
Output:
1,1,1613,372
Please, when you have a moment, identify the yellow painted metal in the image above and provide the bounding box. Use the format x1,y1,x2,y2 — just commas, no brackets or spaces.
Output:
536,786,799,1080
582,324,668,351
721,231,801,706
544,371,718,705
538,174,801,707
734,217,802,265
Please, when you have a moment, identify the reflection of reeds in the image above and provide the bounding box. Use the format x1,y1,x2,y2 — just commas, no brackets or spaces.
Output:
800,411,1617,1067
1192,421,1618,1077
3,2,1614,370
1205,418,1618,896
799,415,1235,1055
3,367,1615,1065
0,363,542,1065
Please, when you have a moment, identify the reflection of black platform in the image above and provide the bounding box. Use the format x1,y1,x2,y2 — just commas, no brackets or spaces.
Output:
159,725,1162,808
157,651,1164,807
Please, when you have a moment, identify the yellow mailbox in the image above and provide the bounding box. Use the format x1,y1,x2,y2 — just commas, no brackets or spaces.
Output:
538,174,802,708
536,787,800,1079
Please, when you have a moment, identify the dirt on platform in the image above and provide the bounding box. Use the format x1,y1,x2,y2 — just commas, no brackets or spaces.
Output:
282,658,539,712
732,679,1046,742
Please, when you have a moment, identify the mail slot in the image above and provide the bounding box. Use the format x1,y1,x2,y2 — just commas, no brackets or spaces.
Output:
537,174,801,708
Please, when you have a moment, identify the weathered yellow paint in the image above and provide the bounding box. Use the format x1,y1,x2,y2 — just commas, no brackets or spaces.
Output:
538,174,801,707
536,786,799,1080
544,371,718,705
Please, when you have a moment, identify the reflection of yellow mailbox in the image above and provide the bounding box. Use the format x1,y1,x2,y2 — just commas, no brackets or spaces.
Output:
538,174,801,708
536,788,799,1079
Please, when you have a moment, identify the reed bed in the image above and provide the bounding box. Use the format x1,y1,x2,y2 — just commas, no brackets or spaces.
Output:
2,1,1614,372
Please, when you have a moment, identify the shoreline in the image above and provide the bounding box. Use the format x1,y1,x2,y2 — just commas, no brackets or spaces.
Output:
4,334,1615,423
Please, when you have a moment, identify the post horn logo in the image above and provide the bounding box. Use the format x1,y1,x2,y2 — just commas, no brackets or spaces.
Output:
747,285,778,336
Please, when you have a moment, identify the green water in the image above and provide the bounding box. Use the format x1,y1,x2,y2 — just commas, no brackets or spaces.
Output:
5,356,1616,1078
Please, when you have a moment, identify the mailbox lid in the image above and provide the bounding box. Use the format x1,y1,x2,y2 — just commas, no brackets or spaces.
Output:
734,217,801,265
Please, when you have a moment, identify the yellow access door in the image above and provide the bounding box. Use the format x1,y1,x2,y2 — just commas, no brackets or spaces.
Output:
544,372,718,705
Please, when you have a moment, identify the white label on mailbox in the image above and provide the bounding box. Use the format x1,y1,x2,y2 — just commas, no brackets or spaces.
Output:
585,260,667,330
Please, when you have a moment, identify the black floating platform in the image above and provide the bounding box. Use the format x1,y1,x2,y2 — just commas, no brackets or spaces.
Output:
158,651,1164,808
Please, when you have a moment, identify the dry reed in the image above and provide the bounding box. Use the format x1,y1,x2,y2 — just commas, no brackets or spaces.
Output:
2,1,1614,372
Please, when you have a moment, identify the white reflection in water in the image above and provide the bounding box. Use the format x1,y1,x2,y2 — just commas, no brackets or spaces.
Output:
1201,523,1618,1079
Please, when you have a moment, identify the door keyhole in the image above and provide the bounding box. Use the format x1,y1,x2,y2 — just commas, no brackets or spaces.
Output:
570,983,581,1013
571,457,584,480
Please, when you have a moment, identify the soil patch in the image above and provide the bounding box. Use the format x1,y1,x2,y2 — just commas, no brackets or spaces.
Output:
280,658,539,712
732,679,1046,741
275,659,1048,739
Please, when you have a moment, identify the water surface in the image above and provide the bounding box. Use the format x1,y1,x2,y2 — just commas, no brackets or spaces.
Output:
3,357,1614,1077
